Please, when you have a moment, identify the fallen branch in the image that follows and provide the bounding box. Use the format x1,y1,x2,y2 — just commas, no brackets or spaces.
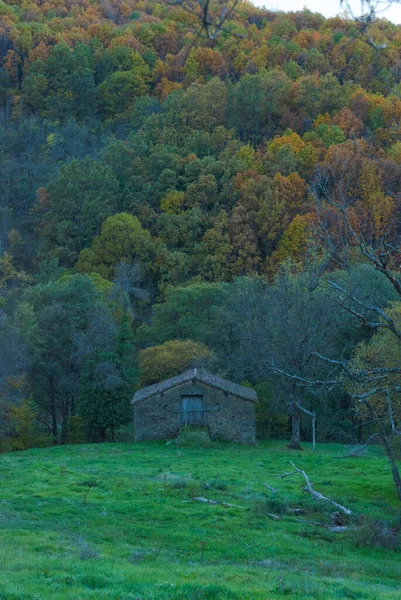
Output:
332,433,379,458
280,462,352,515
295,518,351,532
264,483,277,493
295,518,324,527
266,512,281,520
185,497,245,509
191,497,218,504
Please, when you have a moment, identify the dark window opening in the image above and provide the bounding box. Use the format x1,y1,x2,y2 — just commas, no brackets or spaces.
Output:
181,395,205,425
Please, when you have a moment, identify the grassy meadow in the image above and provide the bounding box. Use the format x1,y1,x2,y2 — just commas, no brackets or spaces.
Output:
0,440,400,600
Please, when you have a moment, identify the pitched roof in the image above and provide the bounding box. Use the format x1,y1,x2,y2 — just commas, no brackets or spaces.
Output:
132,368,257,404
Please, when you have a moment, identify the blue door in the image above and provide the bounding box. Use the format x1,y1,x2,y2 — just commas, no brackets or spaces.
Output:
181,395,204,424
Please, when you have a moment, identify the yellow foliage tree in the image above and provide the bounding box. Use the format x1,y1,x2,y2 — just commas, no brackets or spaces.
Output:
76,212,160,280
350,303,401,424
139,340,212,386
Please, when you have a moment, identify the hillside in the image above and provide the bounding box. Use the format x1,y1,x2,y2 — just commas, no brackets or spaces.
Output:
1,0,401,566
2,0,401,281
0,441,400,599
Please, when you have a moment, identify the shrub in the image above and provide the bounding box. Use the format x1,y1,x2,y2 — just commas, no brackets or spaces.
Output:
252,496,288,517
353,520,400,551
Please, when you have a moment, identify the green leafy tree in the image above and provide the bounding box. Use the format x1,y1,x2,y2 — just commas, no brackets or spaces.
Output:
79,311,137,442
15,274,117,444
226,272,348,449
76,212,165,284
22,43,97,119
98,51,152,117
137,282,233,357
0,317,30,452
38,159,120,266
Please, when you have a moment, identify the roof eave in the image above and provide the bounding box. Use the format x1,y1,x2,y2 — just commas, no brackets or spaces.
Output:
132,374,257,405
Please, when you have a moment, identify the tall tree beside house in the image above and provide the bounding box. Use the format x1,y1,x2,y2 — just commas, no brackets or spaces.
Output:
136,282,233,355
15,274,117,444
0,316,33,452
225,271,348,449
78,310,137,442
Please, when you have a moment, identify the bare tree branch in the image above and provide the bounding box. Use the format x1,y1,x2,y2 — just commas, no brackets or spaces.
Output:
332,433,380,457
340,0,401,49
280,461,353,515
168,0,241,39
350,385,401,402
326,281,401,339
385,390,401,435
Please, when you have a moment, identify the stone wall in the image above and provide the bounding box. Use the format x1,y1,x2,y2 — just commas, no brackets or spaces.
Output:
134,381,255,443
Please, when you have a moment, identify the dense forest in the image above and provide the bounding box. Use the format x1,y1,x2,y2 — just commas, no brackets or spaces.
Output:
1,0,401,456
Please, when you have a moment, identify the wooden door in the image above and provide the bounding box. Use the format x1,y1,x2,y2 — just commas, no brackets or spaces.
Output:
181,395,204,425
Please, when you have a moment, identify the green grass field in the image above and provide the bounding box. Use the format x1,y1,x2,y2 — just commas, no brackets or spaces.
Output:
0,440,400,600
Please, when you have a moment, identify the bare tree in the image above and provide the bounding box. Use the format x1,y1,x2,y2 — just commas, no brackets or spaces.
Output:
227,273,341,449
111,261,151,322
309,152,401,501
169,0,400,44
340,0,401,48
168,0,241,40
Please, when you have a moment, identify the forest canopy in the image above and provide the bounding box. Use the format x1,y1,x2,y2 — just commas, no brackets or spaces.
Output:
1,0,401,452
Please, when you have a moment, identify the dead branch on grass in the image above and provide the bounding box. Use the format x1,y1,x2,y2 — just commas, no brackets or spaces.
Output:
295,518,351,532
280,461,352,515
184,497,245,509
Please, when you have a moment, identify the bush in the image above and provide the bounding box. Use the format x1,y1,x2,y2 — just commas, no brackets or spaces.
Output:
176,426,211,448
252,496,288,517
353,520,400,551
65,416,86,444
114,421,136,442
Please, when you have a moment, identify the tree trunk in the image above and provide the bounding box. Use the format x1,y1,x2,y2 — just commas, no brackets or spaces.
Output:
96,427,106,443
50,376,58,445
61,414,69,445
289,409,302,450
288,386,303,450
371,408,401,503
311,415,316,453
381,434,401,501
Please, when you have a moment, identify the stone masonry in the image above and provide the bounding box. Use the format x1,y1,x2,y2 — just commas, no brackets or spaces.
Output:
132,369,257,443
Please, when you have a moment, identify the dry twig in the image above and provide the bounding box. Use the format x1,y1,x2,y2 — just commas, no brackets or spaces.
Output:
185,497,245,509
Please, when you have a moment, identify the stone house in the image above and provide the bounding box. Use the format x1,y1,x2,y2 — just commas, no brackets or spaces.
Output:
132,368,257,443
